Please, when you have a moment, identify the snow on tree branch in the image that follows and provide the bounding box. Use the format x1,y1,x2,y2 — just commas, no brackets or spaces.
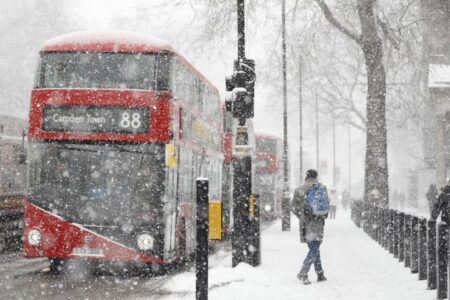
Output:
314,0,362,45
376,16,400,50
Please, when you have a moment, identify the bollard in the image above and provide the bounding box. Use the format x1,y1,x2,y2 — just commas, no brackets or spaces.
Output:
384,209,390,250
366,204,372,238
398,212,405,262
410,216,419,273
404,214,411,268
389,210,395,254
378,207,383,246
377,207,382,244
428,219,437,290
354,201,362,227
372,206,380,242
393,211,399,258
418,218,427,280
366,204,372,237
363,203,370,234
437,222,448,299
372,206,378,242
247,194,261,267
196,179,209,300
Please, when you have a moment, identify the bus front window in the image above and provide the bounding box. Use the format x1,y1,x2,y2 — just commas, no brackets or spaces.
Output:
29,142,165,226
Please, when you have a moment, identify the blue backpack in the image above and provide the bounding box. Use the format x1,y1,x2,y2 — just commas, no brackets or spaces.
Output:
306,183,329,216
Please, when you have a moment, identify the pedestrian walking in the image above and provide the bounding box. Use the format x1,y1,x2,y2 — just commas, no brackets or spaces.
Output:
431,183,450,223
328,189,337,219
291,169,328,285
341,190,350,210
426,184,438,218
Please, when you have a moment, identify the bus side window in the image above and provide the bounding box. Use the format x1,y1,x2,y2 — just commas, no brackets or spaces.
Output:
156,53,171,91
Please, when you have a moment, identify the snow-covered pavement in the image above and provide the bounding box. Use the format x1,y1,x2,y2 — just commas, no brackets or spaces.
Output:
157,210,433,300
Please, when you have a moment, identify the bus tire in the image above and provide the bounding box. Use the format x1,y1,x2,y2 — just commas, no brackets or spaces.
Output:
49,258,65,274
0,238,6,253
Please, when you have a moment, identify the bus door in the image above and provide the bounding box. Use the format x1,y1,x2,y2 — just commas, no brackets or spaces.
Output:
163,146,178,259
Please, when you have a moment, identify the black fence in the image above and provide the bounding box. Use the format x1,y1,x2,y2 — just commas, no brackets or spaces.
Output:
350,201,449,299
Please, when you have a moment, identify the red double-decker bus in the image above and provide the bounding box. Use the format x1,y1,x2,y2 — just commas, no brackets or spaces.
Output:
23,30,224,272
254,134,283,221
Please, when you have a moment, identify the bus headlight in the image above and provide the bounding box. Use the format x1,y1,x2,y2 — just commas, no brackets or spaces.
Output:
137,233,154,251
28,229,42,246
264,205,271,211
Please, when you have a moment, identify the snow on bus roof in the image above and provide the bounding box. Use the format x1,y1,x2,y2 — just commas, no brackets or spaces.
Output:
256,133,282,140
40,30,219,95
41,30,174,53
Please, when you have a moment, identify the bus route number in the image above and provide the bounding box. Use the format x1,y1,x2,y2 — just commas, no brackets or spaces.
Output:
120,112,141,129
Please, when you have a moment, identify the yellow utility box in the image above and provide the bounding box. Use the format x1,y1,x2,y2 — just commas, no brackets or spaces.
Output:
165,144,177,167
209,200,222,240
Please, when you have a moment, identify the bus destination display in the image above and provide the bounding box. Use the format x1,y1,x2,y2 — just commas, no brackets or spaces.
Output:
42,105,149,134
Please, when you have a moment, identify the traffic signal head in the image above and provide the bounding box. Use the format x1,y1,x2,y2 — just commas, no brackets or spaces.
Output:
225,58,256,119
233,89,253,119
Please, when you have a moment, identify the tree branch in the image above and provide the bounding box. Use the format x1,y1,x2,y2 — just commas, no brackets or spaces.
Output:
314,0,362,45
377,16,400,50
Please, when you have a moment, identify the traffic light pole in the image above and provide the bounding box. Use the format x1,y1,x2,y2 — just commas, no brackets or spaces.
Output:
227,0,259,267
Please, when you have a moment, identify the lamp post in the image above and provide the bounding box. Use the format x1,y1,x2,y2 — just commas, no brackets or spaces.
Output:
315,92,319,172
299,58,303,186
281,0,290,231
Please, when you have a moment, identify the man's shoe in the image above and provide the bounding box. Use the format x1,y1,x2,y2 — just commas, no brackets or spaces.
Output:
297,273,311,285
317,271,327,282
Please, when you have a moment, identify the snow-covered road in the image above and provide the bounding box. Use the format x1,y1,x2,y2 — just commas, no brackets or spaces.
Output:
158,210,433,300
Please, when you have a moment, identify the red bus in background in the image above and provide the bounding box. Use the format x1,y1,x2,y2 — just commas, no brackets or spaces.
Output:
24,30,225,272
254,134,283,221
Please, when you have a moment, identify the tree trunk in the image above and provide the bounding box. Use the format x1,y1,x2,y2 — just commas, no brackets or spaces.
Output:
357,0,389,207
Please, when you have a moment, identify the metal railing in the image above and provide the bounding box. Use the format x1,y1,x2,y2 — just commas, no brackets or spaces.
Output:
351,201,449,299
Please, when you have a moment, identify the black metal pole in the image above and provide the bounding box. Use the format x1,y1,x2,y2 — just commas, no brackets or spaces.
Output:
237,0,245,60
332,111,336,188
418,218,427,280
281,0,290,232
404,214,411,268
298,58,303,186
348,126,351,196
315,92,319,172
393,211,399,258
428,219,437,290
374,206,379,241
232,156,252,267
382,208,388,249
398,212,405,262
196,179,209,300
437,222,448,299
228,0,258,267
389,210,394,254
410,216,419,273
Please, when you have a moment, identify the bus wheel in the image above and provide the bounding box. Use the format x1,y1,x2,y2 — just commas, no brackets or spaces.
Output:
49,258,65,274
0,237,6,253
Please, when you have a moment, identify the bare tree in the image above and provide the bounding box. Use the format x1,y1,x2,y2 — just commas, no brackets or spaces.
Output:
314,0,391,206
